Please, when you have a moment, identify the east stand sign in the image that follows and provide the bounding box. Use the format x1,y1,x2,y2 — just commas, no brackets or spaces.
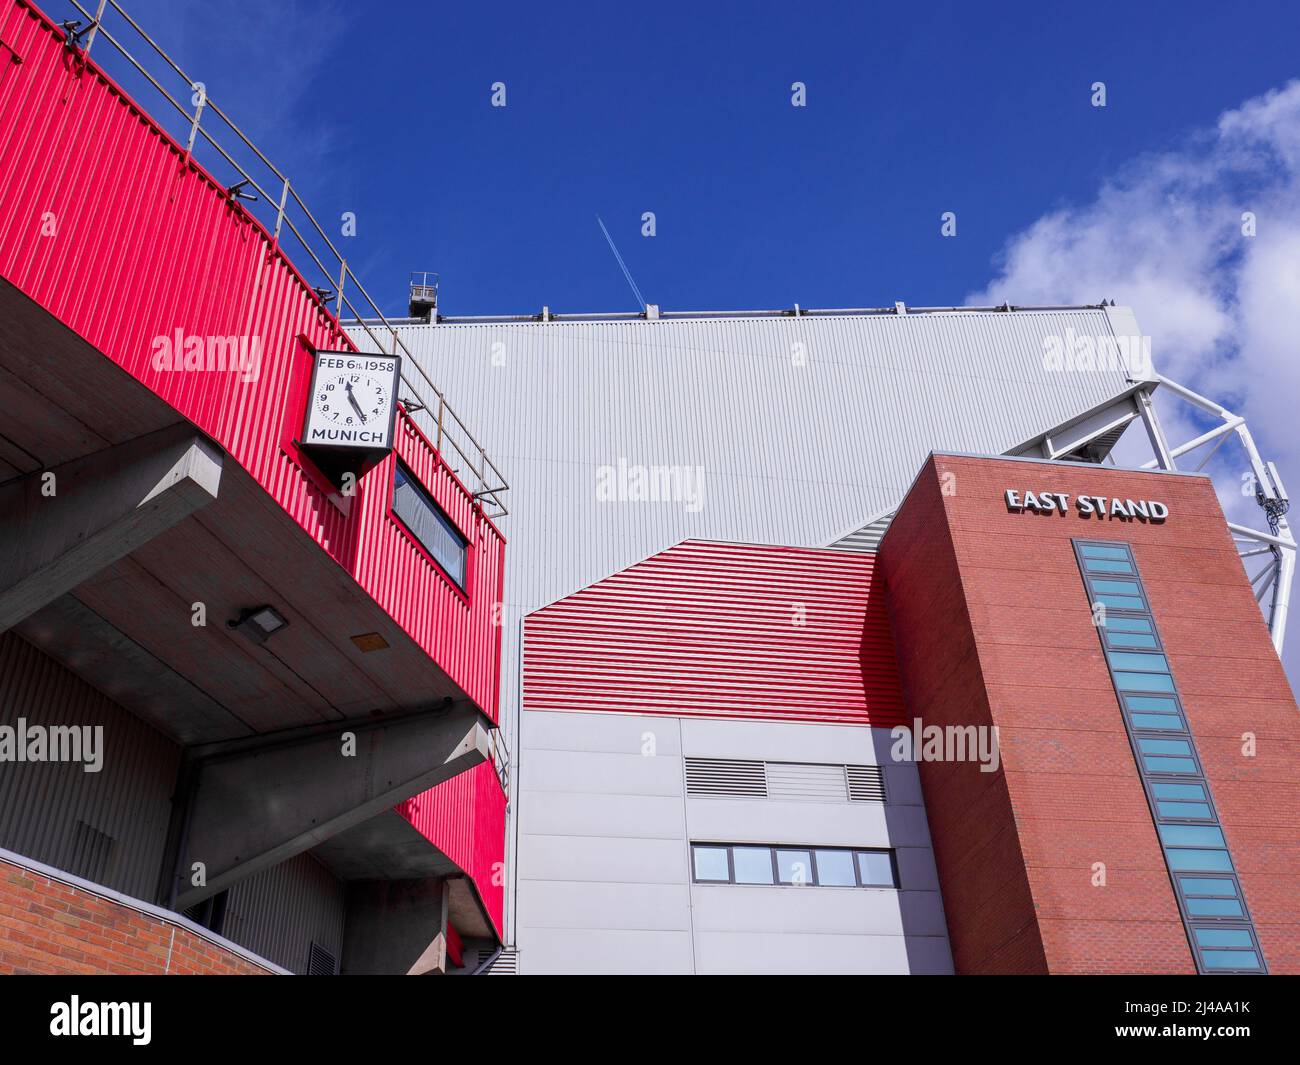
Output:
1004,489,1169,523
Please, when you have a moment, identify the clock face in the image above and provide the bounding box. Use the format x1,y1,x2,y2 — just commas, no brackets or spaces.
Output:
302,351,400,451
316,372,389,426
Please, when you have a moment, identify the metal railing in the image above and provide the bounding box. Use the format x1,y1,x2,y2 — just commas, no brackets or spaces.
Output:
59,0,509,517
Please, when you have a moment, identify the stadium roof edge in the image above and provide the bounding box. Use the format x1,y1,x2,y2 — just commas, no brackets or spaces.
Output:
348,301,1123,327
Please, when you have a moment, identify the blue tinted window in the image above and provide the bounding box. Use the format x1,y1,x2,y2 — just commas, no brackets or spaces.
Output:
1139,738,1193,757
1167,849,1233,872
1153,782,1205,801
1179,877,1236,896
1127,695,1179,712
1132,713,1183,731
1081,544,1131,560
1194,927,1254,949
1160,824,1226,848
1092,578,1142,596
1157,800,1212,819
1143,755,1197,774
1084,557,1135,574
1202,950,1261,970
1106,616,1154,633
1096,593,1145,610
1186,897,1244,918
1116,672,1176,693
1108,651,1168,672
393,465,469,588
1109,631,1159,649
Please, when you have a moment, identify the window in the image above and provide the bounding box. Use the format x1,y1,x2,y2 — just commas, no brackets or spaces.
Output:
1074,539,1266,974
392,463,468,589
692,845,730,882
689,844,897,888
732,846,775,884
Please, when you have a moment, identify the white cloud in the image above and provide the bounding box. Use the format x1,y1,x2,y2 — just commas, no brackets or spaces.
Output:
970,81,1300,686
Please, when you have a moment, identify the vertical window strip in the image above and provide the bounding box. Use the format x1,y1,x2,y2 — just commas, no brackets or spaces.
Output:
1073,539,1267,975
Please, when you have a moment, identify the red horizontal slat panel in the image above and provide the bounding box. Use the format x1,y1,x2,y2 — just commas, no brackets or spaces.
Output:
524,540,907,726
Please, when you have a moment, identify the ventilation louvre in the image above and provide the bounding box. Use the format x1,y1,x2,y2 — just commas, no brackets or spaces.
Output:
846,765,887,802
486,947,520,974
307,941,337,976
684,758,767,797
684,759,886,802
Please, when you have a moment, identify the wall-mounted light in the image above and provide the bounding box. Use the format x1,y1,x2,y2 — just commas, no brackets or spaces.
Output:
227,605,289,644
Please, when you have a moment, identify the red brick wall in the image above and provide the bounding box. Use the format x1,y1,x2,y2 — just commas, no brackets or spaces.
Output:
880,454,1300,974
0,856,276,975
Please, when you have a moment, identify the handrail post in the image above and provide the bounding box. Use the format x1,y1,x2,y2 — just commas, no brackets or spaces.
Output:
185,83,206,157
84,0,107,55
336,260,347,319
273,178,289,243
436,396,445,456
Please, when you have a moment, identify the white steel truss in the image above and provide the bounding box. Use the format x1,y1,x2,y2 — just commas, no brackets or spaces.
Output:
1135,375,1294,654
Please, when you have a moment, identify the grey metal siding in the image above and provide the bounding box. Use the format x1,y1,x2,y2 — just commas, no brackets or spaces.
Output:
0,632,180,901
516,710,952,974
222,851,347,975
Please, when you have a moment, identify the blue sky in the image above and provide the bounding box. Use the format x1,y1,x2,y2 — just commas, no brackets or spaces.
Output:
95,0,1300,316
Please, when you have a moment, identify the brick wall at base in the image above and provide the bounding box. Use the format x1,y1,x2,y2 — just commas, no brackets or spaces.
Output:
0,856,275,975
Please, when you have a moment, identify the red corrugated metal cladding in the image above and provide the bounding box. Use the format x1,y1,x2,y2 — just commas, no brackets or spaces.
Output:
0,1,504,720
396,762,506,938
524,540,907,726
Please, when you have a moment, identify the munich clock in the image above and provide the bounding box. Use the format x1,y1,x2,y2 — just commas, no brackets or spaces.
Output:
302,350,401,452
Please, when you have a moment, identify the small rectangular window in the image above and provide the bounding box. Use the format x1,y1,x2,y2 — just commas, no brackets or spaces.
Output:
393,464,468,589
1106,650,1169,672
1107,631,1159,649
1186,897,1244,918
855,850,896,887
692,845,730,882
1081,544,1131,561
1131,713,1184,731
1116,671,1176,694
1166,849,1233,872
1178,876,1237,897
814,849,856,886
1202,949,1261,971
775,849,813,885
1083,556,1135,574
1193,927,1254,949
1159,824,1226,848
732,846,774,884
1156,800,1212,819
1154,782,1207,801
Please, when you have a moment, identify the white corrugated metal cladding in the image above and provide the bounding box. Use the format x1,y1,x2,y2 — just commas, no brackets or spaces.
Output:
348,304,1144,811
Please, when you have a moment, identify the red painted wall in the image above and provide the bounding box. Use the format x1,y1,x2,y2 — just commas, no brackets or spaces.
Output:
524,540,907,727
397,761,505,938
880,454,1300,974
0,0,504,720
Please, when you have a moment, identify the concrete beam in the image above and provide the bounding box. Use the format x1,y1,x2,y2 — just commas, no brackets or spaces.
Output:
169,704,491,909
0,424,223,632
341,878,449,975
